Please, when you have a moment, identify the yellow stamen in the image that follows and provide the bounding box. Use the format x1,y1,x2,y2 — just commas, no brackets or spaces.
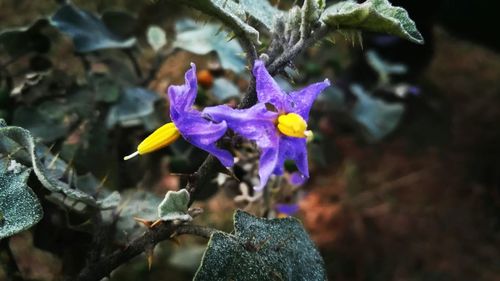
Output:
277,113,308,138
123,122,181,160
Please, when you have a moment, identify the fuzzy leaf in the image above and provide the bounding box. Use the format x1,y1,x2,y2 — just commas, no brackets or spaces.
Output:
0,159,43,239
106,87,160,128
157,189,191,222
321,0,424,44
0,122,97,206
50,4,136,52
211,78,240,101
174,20,246,73
115,190,162,242
194,210,326,281
350,84,404,141
239,0,283,31
186,0,260,44
147,25,167,52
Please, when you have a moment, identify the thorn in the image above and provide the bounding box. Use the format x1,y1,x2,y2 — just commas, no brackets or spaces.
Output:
145,245,156,271
150,219,162,228
134,217,153,228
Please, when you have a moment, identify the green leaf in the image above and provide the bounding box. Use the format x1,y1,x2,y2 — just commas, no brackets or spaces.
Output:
0,159,43,239
147,25,167,52
157,189,191,222
174,19,246,73
194,210,326,281
211,78,240,101
365,50,407,84
350,84,404,142
238,0,283,31
0,123,98,206
115,190,162,242
186,0,260,45
106,87,160,128
50,4,136,52
321,0,424,44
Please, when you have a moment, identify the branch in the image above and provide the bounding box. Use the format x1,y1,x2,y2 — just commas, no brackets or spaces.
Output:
267,23,329,75
75,223,216,281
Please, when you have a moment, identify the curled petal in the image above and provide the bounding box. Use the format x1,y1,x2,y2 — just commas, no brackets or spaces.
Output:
286,79,330,121
253,60,287,112
175,112,233,167
274,137,309,179
168,63,198,121
254,145,279,191
204,103,280,189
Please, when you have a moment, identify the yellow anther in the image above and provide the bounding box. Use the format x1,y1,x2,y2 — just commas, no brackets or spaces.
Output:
123,122,181,160
277,113,308,138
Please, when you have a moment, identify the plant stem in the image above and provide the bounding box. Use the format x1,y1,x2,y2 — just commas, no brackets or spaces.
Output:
74,224,216,281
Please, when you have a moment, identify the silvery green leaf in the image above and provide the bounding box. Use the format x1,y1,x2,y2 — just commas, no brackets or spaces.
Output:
0,159,43,239
147,25,167,52
211,78,240,101
115,190,162,242
194,210,326,281
174,20,246,73
50,4,136,52
350,84,404,141
157,189,191,222
106,87,159,128
321,0,424,44
366,50,407,84
0,123,97,206
239,0,283,31
187,0,260,44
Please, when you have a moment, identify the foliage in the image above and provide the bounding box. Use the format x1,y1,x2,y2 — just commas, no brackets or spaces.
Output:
194,210,326,281
0,159,43,239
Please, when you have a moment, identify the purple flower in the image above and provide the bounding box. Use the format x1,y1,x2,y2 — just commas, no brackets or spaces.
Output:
124,63,233,167
203,60,330,190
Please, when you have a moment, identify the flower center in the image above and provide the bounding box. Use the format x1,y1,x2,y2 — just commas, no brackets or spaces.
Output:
124,122,180,160
277,113,308,138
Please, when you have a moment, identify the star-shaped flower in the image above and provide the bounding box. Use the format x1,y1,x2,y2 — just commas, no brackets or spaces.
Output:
124,63,233,167
203,60,330,190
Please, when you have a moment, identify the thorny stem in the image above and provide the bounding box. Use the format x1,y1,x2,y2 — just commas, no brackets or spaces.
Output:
74,224,216,281
267,23,329,75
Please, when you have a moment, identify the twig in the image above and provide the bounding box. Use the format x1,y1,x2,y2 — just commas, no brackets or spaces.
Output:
267,23,329,75
75,224,216,281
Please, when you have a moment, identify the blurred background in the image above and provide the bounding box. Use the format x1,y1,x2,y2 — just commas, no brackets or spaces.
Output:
1,0,499,280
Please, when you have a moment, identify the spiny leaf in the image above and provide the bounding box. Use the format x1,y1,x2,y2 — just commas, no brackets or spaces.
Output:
0,122,98,206
185,0,260,45
0,159,43,239
194,210,326,281
321,0,424,44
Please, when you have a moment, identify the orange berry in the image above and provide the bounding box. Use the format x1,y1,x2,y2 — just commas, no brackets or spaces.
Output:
197,69,214,89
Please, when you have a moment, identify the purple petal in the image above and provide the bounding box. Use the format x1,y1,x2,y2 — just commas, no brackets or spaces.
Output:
203,103,280,190
289,171,307,186
276,203,299,216
286,79,330,121
274,136,309,179
168,63,198,121
253,60,287,112
174,111,233,167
